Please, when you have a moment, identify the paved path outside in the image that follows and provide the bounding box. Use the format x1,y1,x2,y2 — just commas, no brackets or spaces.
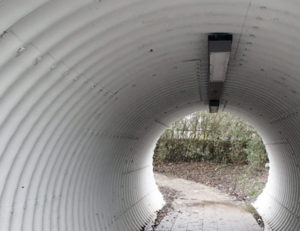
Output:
144,173,262,231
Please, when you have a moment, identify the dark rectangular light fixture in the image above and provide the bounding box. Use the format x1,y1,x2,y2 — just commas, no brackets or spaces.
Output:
208,33,232,113
208,33,232,82
209,100,220,113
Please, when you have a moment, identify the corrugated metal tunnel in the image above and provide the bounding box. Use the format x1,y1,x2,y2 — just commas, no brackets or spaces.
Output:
0,0,300,230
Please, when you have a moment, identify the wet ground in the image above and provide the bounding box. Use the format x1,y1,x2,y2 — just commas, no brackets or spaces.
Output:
143,173,262,231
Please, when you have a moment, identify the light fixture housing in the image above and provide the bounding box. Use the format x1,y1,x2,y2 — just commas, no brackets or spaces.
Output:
208,33,232,113
209,100,220,113
208,33,232,83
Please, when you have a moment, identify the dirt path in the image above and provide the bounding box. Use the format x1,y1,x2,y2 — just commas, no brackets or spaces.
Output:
143,173,262,231
154,162,268,203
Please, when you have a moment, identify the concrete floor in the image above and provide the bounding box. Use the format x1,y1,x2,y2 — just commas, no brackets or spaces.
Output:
144,174,262,231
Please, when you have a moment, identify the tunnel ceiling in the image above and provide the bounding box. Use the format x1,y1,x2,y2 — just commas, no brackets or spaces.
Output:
0,0,300,231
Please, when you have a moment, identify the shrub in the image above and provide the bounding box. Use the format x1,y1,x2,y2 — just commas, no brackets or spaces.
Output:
153,111,268,168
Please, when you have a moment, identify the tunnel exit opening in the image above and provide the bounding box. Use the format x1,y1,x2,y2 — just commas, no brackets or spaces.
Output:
148,111,269,230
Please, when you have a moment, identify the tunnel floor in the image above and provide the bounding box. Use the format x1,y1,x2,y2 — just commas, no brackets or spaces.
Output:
144,174,261,231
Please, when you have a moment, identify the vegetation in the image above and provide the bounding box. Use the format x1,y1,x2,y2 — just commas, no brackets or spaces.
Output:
244,204,264,228
153,111,268,170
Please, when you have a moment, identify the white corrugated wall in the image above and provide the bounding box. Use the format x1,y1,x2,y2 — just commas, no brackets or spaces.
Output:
0,0,299,230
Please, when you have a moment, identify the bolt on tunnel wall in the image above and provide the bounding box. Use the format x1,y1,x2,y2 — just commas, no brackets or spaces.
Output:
0,1,300,231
